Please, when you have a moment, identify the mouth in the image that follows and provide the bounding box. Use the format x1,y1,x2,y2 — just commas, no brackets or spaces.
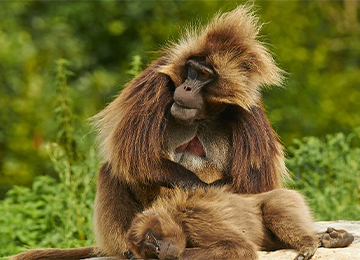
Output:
170,102,198,123
174,101,187,108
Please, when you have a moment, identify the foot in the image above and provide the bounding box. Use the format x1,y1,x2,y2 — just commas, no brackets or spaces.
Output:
294,249,316,260
317,227,354,248
294,242,317,260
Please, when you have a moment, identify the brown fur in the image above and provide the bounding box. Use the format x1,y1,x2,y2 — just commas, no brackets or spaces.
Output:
10,247,97,260
127,187,319,260
11,5,288,259
90,6,288,257
92,5,287,188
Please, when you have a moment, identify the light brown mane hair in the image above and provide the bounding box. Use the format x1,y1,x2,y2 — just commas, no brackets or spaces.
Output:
92,5,287,192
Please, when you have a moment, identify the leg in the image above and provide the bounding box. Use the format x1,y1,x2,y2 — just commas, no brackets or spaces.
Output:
180,240,258,260
317,227,354,248
260,189,318,260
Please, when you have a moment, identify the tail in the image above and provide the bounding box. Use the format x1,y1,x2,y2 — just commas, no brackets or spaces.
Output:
10,246,98,260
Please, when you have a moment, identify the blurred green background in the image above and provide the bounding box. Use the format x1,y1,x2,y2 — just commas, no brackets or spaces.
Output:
0,0,359,255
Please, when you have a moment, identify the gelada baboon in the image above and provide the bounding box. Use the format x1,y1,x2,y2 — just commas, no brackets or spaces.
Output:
127,188,354,260
127,187,319,260
90,5,288,257
9,5,353,260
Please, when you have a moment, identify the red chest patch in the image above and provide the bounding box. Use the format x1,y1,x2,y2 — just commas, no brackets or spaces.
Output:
175,135,206,157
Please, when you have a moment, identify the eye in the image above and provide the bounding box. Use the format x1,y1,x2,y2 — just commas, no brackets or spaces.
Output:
187,65,197,78
146,235,151,241
201,69,210,79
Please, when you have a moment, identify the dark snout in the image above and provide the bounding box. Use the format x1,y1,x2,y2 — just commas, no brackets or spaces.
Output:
157,239,184,259
173,79,204,110
170,80,205,123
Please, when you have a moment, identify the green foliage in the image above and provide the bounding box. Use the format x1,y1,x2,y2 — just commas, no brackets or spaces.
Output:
0,60,98,257
54,59,77,161
287,128,360,221
260,1,360,144
0,146,97,256
126,55,143,78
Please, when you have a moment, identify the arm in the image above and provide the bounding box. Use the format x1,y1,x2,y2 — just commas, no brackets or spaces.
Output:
153,159,208,189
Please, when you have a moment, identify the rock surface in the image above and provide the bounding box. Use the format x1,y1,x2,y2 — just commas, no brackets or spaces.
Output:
259,221,360,260
87,221,360,260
